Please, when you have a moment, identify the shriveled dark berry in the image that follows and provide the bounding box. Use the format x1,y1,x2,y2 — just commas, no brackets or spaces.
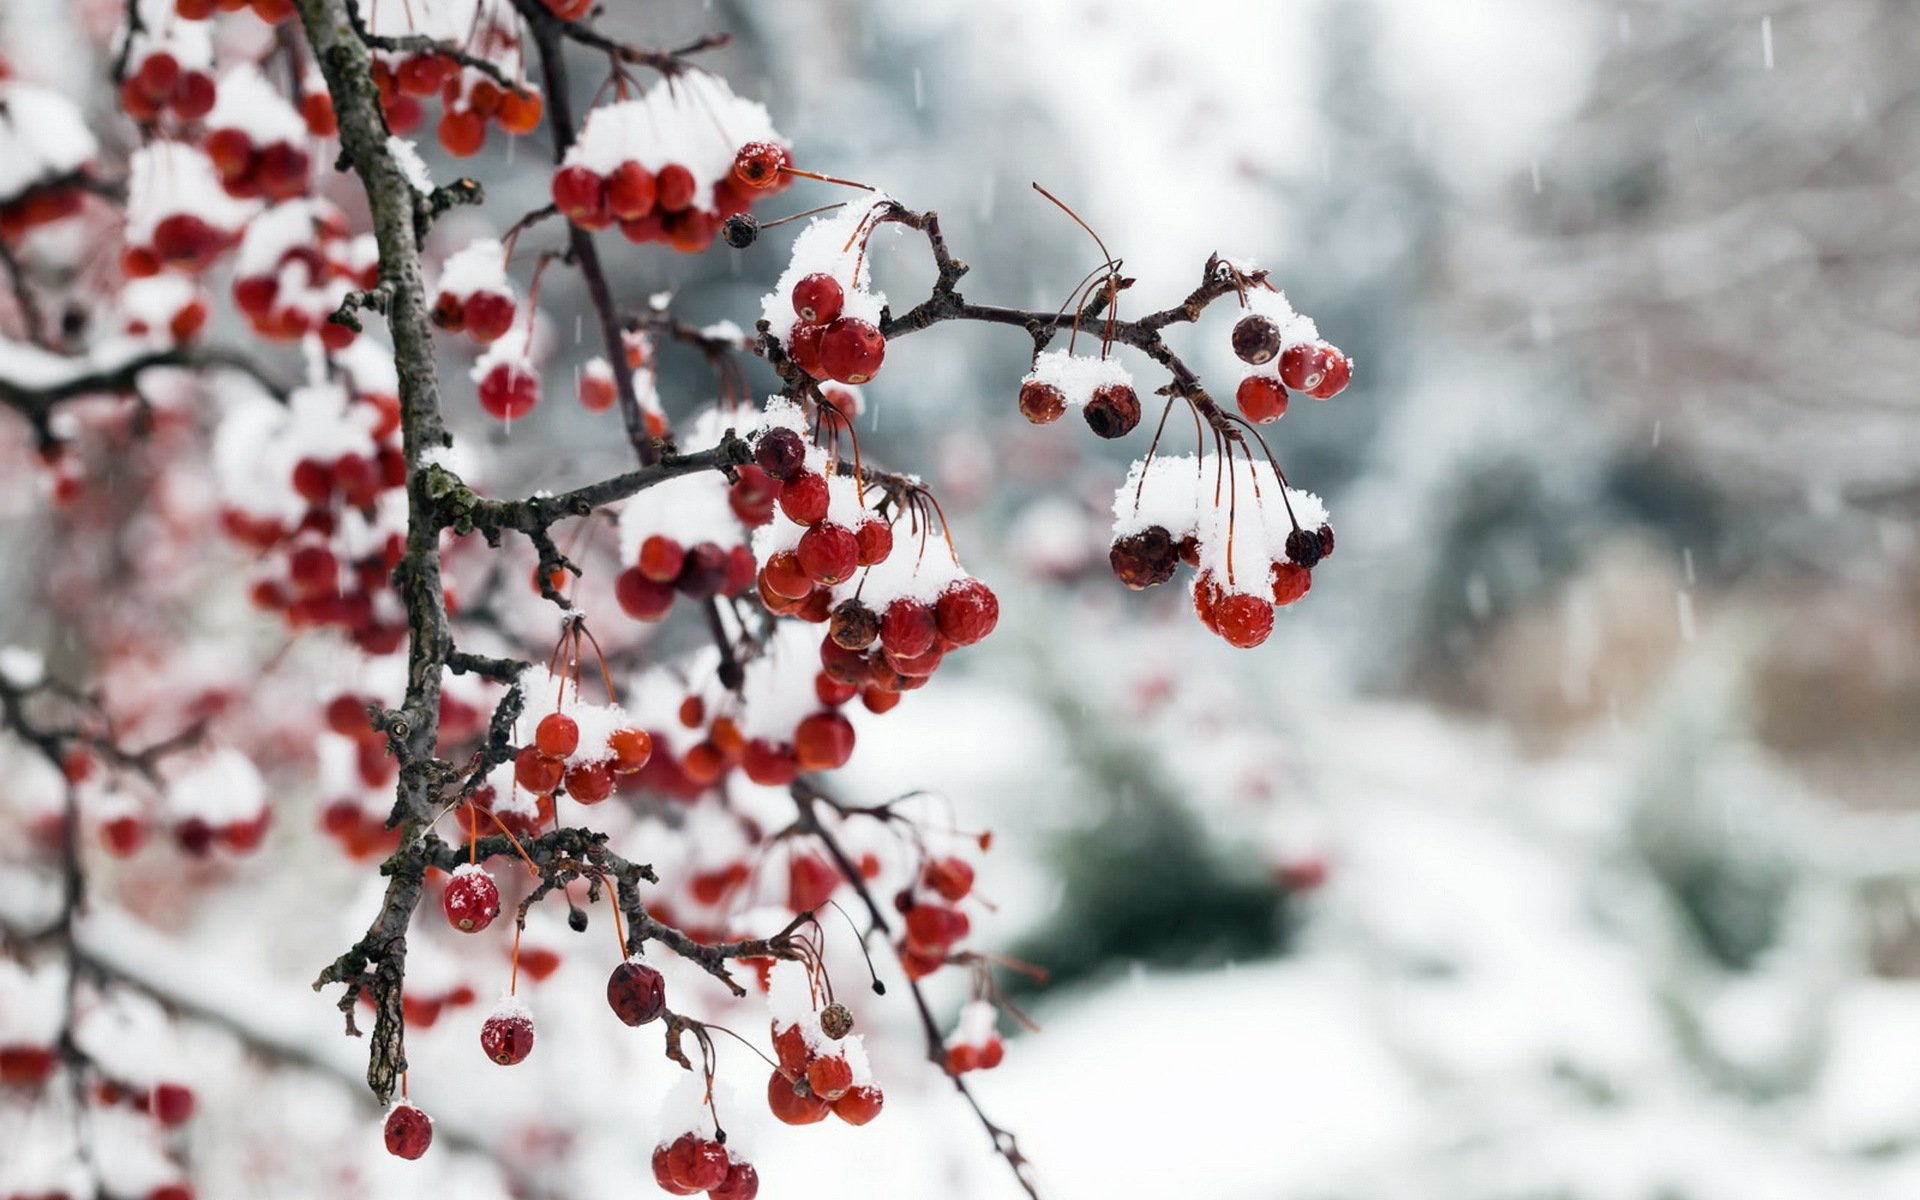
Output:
830,600,881,650
721,213,758,248
1315,523,1335,559
606,961,667,1026
1231,314,1281,365
820,1001,855,1040
1083,383,1140,439
1108,527,1178,589
568,907,589,932
1285,527,1323,568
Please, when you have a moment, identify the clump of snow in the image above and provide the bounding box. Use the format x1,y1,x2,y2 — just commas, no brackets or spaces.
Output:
125,142,256,244
565,73,781,204
214,383,382,524
1022,349,1133,408
0,646,47,687
388,137,433,193
125,0,214,71
1113,452,1330,591
512,664,632,767
0,958,65,1043
732,620,834,742
206,64,307,147
948,999,1000,1049
164,747,266,826
0,83,98,201
758,197,894,346
436,238,513,300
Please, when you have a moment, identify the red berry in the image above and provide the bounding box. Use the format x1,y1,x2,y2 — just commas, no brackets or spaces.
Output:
818,317,885,385
791,273,844,325
639,534,686,583
513,745,565,795
1270,561,1312,605
1235,375,1289,423
384,1104,433,1159
833,1085,884,1126
921,856,974,903
480,1007,535,1065
606,961,666,1026
796,523,858,585
1214,591,1274,648
767,1069,829,1125
711,1160,760,1200
656,163,697,212
786,322,827,377
1309,349,1351,399
605,160,657,220
794,711,855,771
477,361,538,421
651,1144,701,1195
761,551,814,601
729,465,779,527
880,598,938,658
904,904,969,956
854,518,893,565
443,867,500,933
101,814,148,856
0,1045,56,1087
463,291,515,343
778,470,830,525
667,1134,730,1191
551,165,608,225
174,70,217,120
534,713,579,757
565,760,613,804
608,727,653,774
615,567,676,620
773,1023,811,1074
805,1054,853,1102
935,579,998,646
788,852,839,912
437,109,487,157
150,1082,195,1125
1278,342,1345,397
741,739,799,786
732,140,787,190
578,369,616,412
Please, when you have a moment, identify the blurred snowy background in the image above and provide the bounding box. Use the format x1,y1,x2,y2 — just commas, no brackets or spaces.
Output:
6,0,1920,1197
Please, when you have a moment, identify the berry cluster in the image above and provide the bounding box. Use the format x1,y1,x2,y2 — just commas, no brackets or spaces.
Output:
765,962,883,1131
651,1135,759,1199
760,202,892,386
203,67,312,202
215,375,412,655
508,664,655,809
122,143,254,277
1225,289,1351,424
1017,349,1142,439
552,77,787,252
431,238,519,344
371,53,543,158
118,276,209,345
119,46,217,125
1109,453,1335,648
231,200,377,347
943,999,1005,1075
896,852,978,980
0,81,98,243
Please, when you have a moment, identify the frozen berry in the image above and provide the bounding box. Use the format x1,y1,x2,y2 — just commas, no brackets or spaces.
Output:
606,961,667,1026
818,317,885,385
1231,314,1281,365
534,713,578,758
1235,375,1289,424
791,273,844,326
1214,591,1275,648
767,1069,829,1125
711,1161,760,1200
1270,561,1312,605
480,1007,535,1065
1109,527,1178,589
935,579,998,646
796,522,858,585
880,598,938,658
1018,380,1066,425
384,1104,433,1159
1083,382,1140,439
833,1085,884,1126
443,866,500,933
608,727,653,774
755,426,807,479
733,140,788,189
921,855,975,903
805,1054,853,1102
830,600,880,650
